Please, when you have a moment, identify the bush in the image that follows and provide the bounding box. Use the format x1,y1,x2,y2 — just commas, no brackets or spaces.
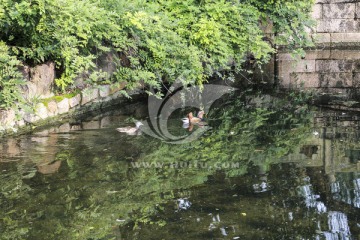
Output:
0,0,315,108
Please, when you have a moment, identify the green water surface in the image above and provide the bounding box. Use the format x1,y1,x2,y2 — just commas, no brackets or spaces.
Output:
0,93,359,240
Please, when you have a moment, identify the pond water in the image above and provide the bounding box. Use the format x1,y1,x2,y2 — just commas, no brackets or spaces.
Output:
0,92,360,240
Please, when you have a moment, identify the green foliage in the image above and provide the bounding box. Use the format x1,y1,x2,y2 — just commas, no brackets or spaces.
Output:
0,42,24,109
0,0,314,108
244,0,316,55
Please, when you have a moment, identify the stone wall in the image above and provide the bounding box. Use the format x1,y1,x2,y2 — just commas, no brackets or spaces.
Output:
0,82,139,136
278,0,360,107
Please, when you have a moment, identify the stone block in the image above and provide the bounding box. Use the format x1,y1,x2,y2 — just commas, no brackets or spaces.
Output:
70,125,82,131
82,121,100,130
279,60,316,74
356,3,360,18
331,33,360,43
58,123,71,133
354,60,360,71
22,61,55,100
278,50,331,61
319,73,353,87
289,73,321,88
316,0,359,4
316,60,354,72
81,88,99,105
312,4,323,19
57,98,70,114
317,19,360,32
314,33,331,43
100,116,111,128
323,3,356,19
35,103,48,119
99,85,111,98
16,120,25,127
47,100,58,117
330,50,360,60
353,73,360,87
110,82,126,95
24,113,40,123
69,94,81,108
0,109,16,127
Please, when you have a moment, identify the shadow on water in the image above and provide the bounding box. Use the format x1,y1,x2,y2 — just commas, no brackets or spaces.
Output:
0,91,359,239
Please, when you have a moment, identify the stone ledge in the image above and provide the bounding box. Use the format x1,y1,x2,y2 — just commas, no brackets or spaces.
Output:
0,84,143,137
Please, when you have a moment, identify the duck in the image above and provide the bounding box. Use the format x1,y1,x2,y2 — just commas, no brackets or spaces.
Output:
182,111,205,124
116,121,143,135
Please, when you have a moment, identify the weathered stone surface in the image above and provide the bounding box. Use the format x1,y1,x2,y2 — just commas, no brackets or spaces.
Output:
316,0,359,3
58,123,71,132
319,73,352,87
278,50,331,61
280,60,316,73
312,4,323,19
81,88,99,105
19,65,30,81
22,62,55,100
323,3,356,19
331,33,360,42
0,109,16,127
356,3,360,18
82,121,100,130
100,116,111,128
110,83,126,95
354,60,360,71
24,113,40,124
69,94,81,108
289,73,320,88
99,85,111,98
70,125,82,131
316,60,354,72
314,33,331,43
35,103,48,119
353,73,360,87
97,51,118,77
317,19,360,32
16,120,25,127
47,100,58,116
330,50,360,60
57,98,70,114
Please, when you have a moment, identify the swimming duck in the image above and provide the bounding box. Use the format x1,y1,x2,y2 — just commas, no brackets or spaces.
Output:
182,111,205,124
116,121,143,135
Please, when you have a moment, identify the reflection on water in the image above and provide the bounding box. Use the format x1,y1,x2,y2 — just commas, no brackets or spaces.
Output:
0,93,360,239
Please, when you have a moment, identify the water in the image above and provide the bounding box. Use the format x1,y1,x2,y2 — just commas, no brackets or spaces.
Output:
0,92,360,240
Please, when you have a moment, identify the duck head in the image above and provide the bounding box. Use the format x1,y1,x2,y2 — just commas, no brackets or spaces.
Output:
135,121,144,129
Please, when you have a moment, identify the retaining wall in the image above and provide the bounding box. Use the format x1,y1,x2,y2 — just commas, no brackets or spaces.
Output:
278,0,360,107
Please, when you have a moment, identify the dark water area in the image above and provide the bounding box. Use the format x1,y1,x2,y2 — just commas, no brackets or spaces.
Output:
0,91,360,240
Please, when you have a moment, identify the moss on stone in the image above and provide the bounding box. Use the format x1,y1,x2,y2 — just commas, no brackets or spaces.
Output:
41,90,80,107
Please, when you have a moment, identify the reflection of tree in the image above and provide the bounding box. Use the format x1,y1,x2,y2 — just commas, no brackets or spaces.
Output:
0,94,313,239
